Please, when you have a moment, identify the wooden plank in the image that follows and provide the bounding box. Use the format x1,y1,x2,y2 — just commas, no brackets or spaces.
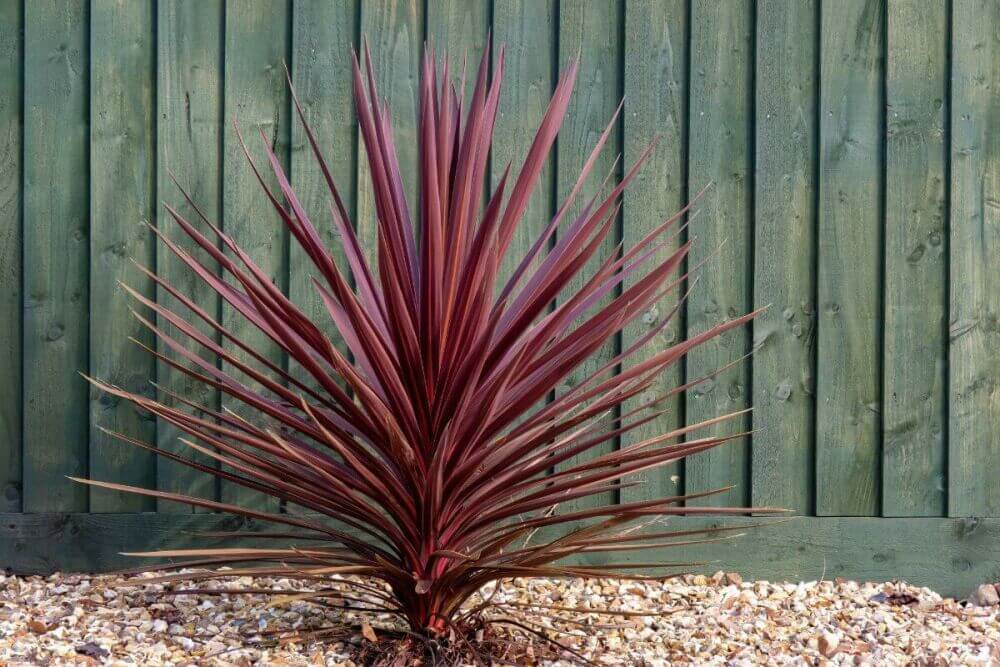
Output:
220,0,291,510
22,0,90,512
426,0,490,223
3,512,1000,597
0,0,22,513
949,0,1000,517
555,0,622,513
684,0,753,508
0,512,263,575
89,0,157,512
491,0,556,439
569,515,1000,598
882,0,947,517
289,0,358,381
356,0,423,269
620,0,688,504
156,0,224,511
815,0,884,516
427,0,490,103
492,0,557,286
750,0,817,513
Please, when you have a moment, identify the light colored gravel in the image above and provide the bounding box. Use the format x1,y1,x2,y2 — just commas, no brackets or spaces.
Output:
1,570,998,665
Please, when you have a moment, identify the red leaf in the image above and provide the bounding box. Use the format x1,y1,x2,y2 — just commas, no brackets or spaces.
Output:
77,39,777,636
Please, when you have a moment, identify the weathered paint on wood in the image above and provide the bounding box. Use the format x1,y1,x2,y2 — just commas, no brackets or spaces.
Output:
2,0,1000,578
356,0,424,270
0,0,22,513
89,0,157,512
156,0,224,511
949,0,1000,517
491,0,556,435
289,0,358,378
570,515,1000,599
427,0,490,103
220,0,291,510
750,0,817,513
684,0,753,508
0,512,256,575
620,0,688,504
3,512,1000,599
815,0,884,516
492,0,556,286
427,0,490,215
883,0,947,517
22,0,90,512
555,0,622,513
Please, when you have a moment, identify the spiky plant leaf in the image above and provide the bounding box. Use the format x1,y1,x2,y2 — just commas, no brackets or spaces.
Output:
80,41,778,642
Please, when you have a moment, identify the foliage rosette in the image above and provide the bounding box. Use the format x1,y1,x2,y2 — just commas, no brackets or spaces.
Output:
78,40,778,652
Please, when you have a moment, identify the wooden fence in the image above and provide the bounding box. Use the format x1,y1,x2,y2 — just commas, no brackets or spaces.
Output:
0,0,998,593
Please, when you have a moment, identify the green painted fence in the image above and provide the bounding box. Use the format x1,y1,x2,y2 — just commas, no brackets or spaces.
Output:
0,0,998,593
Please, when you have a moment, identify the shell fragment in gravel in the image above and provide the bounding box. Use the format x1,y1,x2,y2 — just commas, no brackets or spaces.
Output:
1,571,999,665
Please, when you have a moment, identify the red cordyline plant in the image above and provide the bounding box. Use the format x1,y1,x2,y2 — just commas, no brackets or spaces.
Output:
79,41,776,659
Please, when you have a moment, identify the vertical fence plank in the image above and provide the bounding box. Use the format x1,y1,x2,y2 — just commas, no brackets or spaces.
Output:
427,0,489,215
22,0,90,512
427,0,489,102
751,0,817,513
156,0,224,511
289,0,358,375
815,0,884,516
220,0,290,510
492,0,556,286
883,0,947,517
357,0,423,268
620,0,688,504
89,0,157,512
287,0,358,514
556,0,622,513
684,0,753,508
949,0,1000,517
0,0,21,513
492,0,556,438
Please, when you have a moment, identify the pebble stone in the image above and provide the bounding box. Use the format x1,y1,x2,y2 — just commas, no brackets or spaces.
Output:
0,571,998,665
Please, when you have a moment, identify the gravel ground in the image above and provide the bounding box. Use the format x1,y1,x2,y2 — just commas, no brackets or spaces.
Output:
1,570,998,665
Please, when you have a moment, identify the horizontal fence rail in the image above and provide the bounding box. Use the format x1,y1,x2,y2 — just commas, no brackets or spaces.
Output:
0,0,997,578
0,513,997,598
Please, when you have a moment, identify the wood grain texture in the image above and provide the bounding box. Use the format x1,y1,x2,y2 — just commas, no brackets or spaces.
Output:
751,0,817,513
427,0,490,215
491,0,556,437
620,0,688,504
89,0,157,512
285,1,358,515
0,0,21,513
948,0,1000,517
220,0,291,509
555,0,622,514
156,0,224,512
22,0,90,512
568,515,1000,598
492,0,556,286
289,0,358,379
3,512,1000,598
356,0,423,269
815,0,884,516
427,0,489,103
0,512,257,575
684,0,753,508
883,0,947,517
